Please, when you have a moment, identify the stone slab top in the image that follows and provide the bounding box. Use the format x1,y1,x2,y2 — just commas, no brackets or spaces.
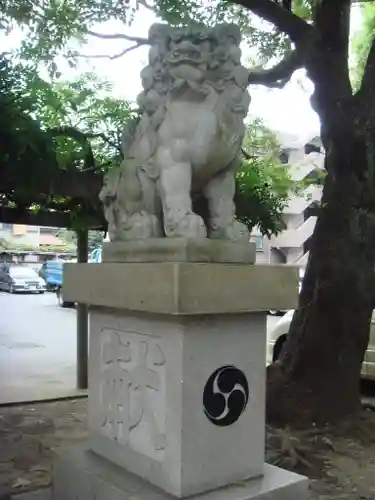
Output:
102,238,256,264
63,262,298,315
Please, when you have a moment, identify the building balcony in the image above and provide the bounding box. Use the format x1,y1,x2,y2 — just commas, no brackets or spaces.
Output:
270,216,317,249
287,152,325,182
283,185,323,214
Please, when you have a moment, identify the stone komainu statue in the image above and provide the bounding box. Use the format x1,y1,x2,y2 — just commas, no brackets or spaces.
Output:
100,23,251,242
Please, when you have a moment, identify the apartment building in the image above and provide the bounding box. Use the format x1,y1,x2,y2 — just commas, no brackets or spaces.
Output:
253,133,324,266
0,224,63,248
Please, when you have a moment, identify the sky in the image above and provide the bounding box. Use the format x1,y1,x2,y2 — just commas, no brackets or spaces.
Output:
67,9,321,144
3,4,364,146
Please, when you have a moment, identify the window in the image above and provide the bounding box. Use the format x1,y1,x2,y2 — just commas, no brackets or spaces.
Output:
26,226,39,233
279,151,289,164
250,235,264,251
9,267,38,279
40,226,57,234
304,143,321,154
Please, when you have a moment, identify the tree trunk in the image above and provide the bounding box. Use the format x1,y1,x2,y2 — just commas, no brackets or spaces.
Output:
266,132,375,426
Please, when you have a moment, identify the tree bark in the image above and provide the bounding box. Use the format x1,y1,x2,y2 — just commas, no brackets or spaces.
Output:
261,0,375,427
267,130,375,426
228,0,375,428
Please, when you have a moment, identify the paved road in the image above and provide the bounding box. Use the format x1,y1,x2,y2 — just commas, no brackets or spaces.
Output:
0,291,79,403
0,291,281,404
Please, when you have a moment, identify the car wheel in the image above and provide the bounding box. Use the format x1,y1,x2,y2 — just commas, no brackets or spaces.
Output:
39,291,45,294
58,294,71,308
62,301,75,308
9,284,14,294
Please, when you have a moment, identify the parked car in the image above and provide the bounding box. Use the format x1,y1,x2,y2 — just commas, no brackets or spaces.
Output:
56,285,75,308
40,259,69,292
56,251,101,307
42,259,75,308
0,265,46,293
267,309,375,380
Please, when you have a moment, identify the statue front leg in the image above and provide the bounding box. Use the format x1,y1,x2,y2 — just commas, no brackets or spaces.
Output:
157,146,206,238
204,166,249,242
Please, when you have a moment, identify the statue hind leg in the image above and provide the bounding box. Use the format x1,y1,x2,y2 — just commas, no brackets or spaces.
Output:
115,163,163,240
203,163,249,242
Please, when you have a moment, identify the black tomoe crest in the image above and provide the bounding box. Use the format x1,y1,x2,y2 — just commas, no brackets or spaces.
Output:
203,365,249,427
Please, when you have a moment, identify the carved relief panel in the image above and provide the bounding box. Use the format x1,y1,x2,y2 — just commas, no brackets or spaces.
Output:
97,327,167,462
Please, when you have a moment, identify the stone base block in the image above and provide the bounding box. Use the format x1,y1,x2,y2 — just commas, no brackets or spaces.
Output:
102,238,256,264
52,445,308,500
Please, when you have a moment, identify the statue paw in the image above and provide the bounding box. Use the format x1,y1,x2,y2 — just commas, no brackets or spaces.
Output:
119,212,162,240
209,219,249,242
165,211,207,238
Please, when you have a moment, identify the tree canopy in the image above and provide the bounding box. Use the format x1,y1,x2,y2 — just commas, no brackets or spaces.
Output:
1,0,292,68
0,49,135,226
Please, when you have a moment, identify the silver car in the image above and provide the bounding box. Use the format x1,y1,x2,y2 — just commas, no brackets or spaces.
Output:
0,265,46,294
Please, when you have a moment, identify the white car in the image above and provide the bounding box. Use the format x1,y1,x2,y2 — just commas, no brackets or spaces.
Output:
267,309,375,381
267,309,295,364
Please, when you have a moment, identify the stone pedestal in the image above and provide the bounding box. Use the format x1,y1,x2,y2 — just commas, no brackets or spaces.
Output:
53,241,307,500
89,308,265,498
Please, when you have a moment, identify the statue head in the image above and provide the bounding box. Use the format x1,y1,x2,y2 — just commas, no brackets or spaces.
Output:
137,23,249,113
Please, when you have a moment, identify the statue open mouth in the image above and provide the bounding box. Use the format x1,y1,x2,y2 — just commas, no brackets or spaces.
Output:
167,48,205,66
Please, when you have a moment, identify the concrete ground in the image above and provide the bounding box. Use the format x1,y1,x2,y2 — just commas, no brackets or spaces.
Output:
0,291,84,404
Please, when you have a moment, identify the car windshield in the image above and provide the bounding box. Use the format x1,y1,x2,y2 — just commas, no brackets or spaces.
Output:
9,268,38,279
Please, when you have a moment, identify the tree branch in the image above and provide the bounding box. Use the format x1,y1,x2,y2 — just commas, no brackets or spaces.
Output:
48,126,96,169
241,147,257,160
229,0,314,45
86,133,122,155
248,50,302,88
87,30,149,45
81,30,150,60
137,0,155,11
311,0,351,93
76,44,142,60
